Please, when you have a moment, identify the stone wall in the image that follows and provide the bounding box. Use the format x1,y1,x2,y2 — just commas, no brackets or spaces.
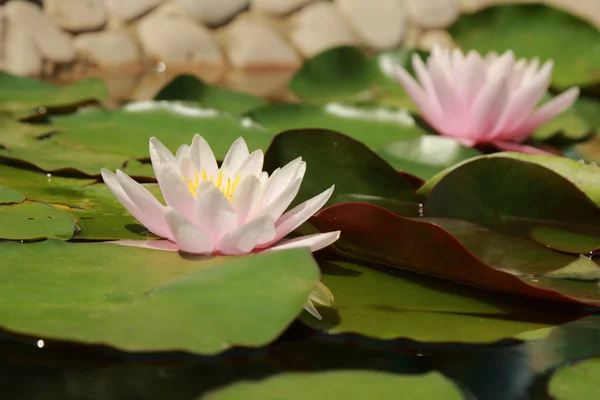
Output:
0,0,597,79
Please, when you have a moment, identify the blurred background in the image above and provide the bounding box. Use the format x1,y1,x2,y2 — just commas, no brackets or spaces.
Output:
1,0,597,104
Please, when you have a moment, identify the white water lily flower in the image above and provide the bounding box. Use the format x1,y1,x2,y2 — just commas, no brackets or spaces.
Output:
101,135,340,319
394,46,580,154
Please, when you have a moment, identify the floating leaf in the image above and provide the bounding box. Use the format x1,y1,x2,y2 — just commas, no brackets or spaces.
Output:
263,129,418,214
249,103,425,150
530,226,600,254
51,102,275,162
548,358,600,400
310,202,600,306
377,136,481,180
449,5,600,89
205,371,465,400
0,203,75,240
154,75,268,115
0,73,107,118
0,241,318,354
290,47,373,103
0,186,25,204
303,258,579,343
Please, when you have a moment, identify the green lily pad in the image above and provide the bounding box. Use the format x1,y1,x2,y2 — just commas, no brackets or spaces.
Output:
0,164,153,241
377,136,481,180
0,72,108,118
51,101,276,162
303,258,577,343
249,103,425,150
205,371,465,400
0,203,75,240
290,47,373,103
420,155,600,242
0,186,25,204
263,129,418,214
548,358,600,400
0,241,319,354
449,5,600,89
530,226,600,254
154,74,268,116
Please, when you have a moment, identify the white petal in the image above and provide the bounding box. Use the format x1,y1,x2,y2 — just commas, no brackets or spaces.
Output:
262,157,305,207
154,162,195,219
236,150,264,177
190,134,218,175
101,169,172,240
303,299,322,320
218,215,276,255
222,137,249,172
175,144,190,165
164,207,214,254
104,239,180,252
149,137,177,170
310,281,334,306
194,187,238,242
265,231,341,253
270,185,335,243
116,170,167,227
510,87,580,142
263,177,303,222
231,174,262,225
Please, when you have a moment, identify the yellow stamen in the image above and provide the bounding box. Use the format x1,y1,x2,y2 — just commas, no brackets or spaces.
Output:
185,169,242,201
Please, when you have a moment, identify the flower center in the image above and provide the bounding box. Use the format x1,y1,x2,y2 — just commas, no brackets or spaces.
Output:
184,169,241,200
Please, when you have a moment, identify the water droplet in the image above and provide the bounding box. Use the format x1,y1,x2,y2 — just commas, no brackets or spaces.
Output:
37,339,44,348
531,279,539,283
156,61,166,73
38,107,46,114
20,240,24,243
46,173,51,178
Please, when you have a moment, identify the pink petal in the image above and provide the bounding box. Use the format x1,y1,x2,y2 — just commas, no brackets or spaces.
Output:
491,141,554,155
222,137,249,172
428,56,464,133
470,77,509,141
266,185,335,245
510,87,580,142
265,231,341,253
104,239,180,252
236,150,264,177
165,207,214,254
231,174,262,225
190,134,218,175
154,162,195,219
101,169,172,240
412,54,443,117
459,51,487,107
489,60,553,138
219,215,276,255
194,187,238,242
394,65,443,130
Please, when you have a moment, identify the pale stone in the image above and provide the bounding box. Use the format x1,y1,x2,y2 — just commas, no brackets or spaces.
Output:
547,0,600,30
4,1,75,63
336,0,406,49
150,0,187,18
178,0,249,26
0,8,5,70
43,0,107,32
3,20,43,76
103,0,165,21
417,29,456,51
74,31,141,69
404,0,460,29
223,17,301,70
252,0,317,15
290,1,361,57
137,14,223,65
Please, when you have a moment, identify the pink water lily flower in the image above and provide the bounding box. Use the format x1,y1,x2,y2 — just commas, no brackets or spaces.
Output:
395,46,580,154
101,135,340,318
